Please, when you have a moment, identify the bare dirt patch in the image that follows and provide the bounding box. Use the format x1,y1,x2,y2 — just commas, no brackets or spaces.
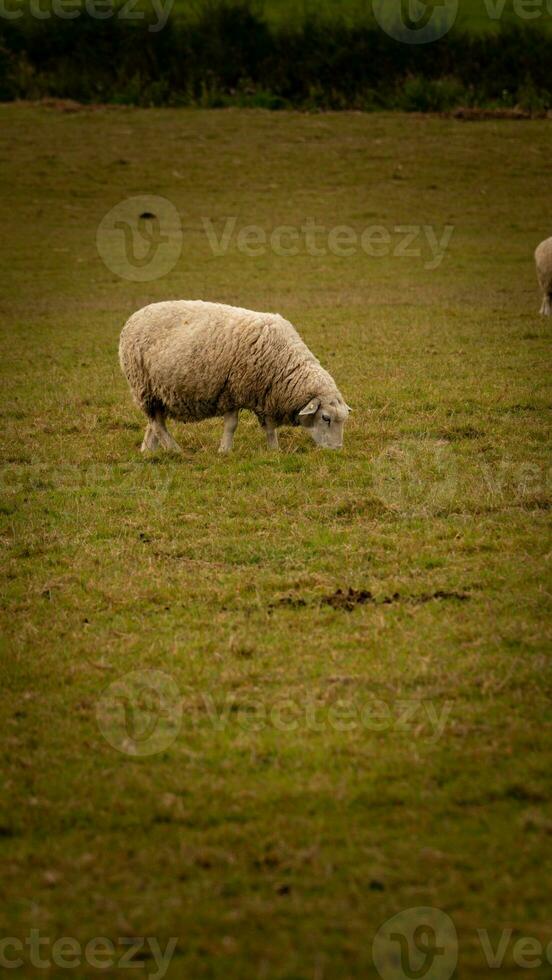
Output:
271,589,471,612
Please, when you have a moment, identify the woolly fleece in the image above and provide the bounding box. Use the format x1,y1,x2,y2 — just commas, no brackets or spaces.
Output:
535,237,552,315
119,300,345,425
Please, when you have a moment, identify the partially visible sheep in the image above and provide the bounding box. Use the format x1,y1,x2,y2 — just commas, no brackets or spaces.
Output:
119,301,350,453
535,237,552,316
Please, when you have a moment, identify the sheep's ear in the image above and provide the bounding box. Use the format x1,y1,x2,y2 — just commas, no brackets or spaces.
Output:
299,398,320,417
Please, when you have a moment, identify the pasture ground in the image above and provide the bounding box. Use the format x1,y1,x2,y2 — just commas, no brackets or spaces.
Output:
1,104,551,978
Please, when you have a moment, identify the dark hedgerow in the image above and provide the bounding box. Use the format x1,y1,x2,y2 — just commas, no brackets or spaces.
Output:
0,1,550,111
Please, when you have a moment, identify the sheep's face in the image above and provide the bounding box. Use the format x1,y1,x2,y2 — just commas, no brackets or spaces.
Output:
298,397,350,449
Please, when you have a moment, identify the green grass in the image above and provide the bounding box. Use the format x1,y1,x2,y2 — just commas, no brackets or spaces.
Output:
1,104,552,978
174,0,552,31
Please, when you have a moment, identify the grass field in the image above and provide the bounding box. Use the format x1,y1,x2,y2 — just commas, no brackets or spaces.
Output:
1,103,552,978
174,0,552,31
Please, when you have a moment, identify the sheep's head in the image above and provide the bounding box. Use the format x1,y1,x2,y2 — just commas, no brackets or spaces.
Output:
298,396,350,449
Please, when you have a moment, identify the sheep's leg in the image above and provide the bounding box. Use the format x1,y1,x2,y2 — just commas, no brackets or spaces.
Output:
256,415,279,451
152,412,182,453
541,294,552,316
219,410,239,453
141,422,160,453
263,418,279,451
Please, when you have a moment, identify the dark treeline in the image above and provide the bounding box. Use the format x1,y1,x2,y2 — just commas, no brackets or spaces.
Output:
0,2,551,111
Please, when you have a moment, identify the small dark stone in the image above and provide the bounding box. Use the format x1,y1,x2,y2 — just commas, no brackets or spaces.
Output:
275,883,291,895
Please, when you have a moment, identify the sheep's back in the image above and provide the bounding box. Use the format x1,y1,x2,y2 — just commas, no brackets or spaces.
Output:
119,301,302,421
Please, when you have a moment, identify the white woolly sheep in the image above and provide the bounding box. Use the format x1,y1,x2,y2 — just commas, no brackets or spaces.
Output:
119,301,350,453
535,237,552,316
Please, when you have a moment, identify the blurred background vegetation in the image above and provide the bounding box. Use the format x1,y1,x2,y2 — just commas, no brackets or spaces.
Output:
0,0,551,110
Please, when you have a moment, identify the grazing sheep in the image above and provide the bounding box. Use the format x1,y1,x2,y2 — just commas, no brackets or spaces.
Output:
535,237,552,316
119,301,350,453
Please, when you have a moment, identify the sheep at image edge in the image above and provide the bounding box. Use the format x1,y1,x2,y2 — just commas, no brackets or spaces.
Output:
119,301,351,453
535,237,552,316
